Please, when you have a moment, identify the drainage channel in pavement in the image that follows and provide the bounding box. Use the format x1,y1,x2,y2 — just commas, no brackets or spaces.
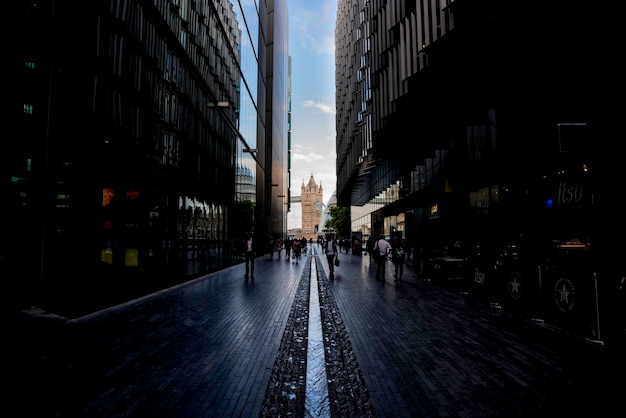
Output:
259,247,371,417
304,253,331,417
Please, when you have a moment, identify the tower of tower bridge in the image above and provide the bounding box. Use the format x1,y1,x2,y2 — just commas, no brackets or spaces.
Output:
300,173,323,240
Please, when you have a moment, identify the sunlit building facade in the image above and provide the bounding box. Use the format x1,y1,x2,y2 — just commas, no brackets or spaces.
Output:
5,0,288,316
300,174,323,239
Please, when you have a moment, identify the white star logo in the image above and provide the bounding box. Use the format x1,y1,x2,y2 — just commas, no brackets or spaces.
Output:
554,277,575,313
559,284,570,304
507,271,523,300
510,277,521,294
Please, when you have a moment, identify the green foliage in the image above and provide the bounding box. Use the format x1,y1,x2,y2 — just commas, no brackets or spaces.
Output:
324,206,350,238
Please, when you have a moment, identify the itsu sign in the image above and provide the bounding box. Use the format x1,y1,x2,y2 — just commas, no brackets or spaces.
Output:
557,182,585,207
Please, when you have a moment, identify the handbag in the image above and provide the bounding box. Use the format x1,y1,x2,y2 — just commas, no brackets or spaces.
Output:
373,240,382,261
334,256,340,267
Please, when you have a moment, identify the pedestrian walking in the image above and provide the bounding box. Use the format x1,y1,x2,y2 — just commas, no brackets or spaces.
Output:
300,237,308,255
374,235,391,281
285,237,292,260
292,239,301,263
392,238,407,281
243,233,255,279
366,237,374,260
325,236,338,279
275,238,282,260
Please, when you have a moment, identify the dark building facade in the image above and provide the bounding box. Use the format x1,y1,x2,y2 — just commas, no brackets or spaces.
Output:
5,0,288,317
335,0,623,343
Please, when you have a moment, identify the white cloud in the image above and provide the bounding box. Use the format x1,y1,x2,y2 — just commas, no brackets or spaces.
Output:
288,123,337,219
291,144,327,162
291,3,336,57
302,99,335,114
287,0,338,230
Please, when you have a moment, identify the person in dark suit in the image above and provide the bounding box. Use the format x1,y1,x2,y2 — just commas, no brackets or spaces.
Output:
243,233,255,279
325,236,338,278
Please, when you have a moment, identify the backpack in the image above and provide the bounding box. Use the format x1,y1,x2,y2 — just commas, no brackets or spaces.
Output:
393,246,405,262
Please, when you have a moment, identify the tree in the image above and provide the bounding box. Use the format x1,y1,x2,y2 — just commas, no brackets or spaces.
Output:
324,206,350,238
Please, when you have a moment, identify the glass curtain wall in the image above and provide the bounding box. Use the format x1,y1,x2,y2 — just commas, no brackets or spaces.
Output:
232,0,261,243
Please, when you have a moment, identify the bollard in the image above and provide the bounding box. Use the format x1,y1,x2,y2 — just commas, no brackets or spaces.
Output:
531,265,544,323
587,272,604,345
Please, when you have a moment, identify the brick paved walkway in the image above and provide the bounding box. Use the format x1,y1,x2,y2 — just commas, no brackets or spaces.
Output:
9,245,625,417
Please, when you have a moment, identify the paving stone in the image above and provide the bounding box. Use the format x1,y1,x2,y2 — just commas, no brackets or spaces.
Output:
8,246,625,417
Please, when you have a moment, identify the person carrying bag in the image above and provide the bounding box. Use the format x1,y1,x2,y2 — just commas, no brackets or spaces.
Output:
373,239,385,262
373,235,391,281
325,237,338,278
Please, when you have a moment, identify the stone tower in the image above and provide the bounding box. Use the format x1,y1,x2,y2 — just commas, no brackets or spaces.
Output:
301,174,323,239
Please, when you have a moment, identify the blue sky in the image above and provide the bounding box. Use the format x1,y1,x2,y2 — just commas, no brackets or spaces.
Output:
287,0,337,229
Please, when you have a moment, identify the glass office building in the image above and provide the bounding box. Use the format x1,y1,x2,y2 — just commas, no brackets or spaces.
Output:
335,1,622,341
6,0,288,316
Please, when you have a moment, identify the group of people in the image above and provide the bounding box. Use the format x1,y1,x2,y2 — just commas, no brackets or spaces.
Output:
331,237,353,254
324,234,409,281
243,234,314,279
242,232,409,282
369,236,408,282
263,236,312,261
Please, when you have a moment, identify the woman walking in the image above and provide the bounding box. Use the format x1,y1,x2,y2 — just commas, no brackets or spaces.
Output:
392,238,407,281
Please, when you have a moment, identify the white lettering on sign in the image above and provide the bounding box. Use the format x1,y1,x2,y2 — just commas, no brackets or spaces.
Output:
557,182,584,206
474,268,486,285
